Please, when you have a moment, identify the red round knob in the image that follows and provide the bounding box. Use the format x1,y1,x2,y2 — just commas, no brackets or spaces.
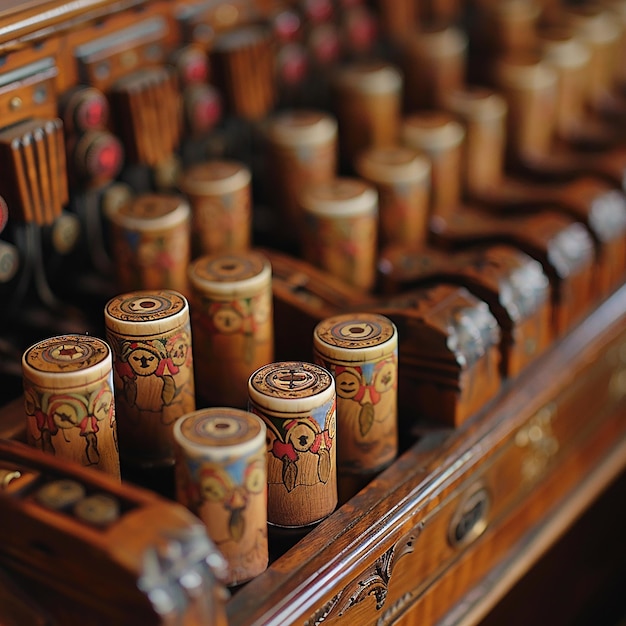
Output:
185,84,222,133
76,131,124,182
273,10,302,42
278,44,309,85
176,48,210,85
309,24,342,64
64,87,109,132
304,0,334,23
0,195,8,233
344,8,378,53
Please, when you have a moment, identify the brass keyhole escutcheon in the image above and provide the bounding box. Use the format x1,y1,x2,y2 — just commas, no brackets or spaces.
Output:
448,482,491,548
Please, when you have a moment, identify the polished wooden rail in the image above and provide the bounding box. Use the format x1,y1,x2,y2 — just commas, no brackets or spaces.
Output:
226,281,626,625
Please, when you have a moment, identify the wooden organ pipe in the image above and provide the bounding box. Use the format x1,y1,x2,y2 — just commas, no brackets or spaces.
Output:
399,23,468,112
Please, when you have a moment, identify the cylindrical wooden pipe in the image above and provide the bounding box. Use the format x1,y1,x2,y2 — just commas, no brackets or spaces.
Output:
539,27,592,140
373,0,419,43
104,290,196,469
173,407,268,586
400,111,465,223
536,0,567,27
247,360,337,527
105,193,192,297
355,146,431,249
400,24,468,112
481,0,542,58
491,54,558,165
332,61,403,167
264,109,338,240
419,0,463,24
22,334,120,479
312,313,398,475
188,250,274,408
299,178,378,291
565,5,622,109
179,160,252,258
599,0,626,86
444,87,508,197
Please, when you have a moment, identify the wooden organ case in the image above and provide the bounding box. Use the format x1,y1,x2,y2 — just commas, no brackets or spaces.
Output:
0,0,625,625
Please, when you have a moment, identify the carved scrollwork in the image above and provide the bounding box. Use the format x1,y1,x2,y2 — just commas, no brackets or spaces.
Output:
306,523,423,625
376,592,414,626
304,593,342,626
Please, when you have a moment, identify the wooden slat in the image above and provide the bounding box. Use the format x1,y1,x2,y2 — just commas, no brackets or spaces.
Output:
112,68,181,167
46,118,63,221
19,132,45,224
32,126,52,224
0,118,67,224
7,134,34,223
